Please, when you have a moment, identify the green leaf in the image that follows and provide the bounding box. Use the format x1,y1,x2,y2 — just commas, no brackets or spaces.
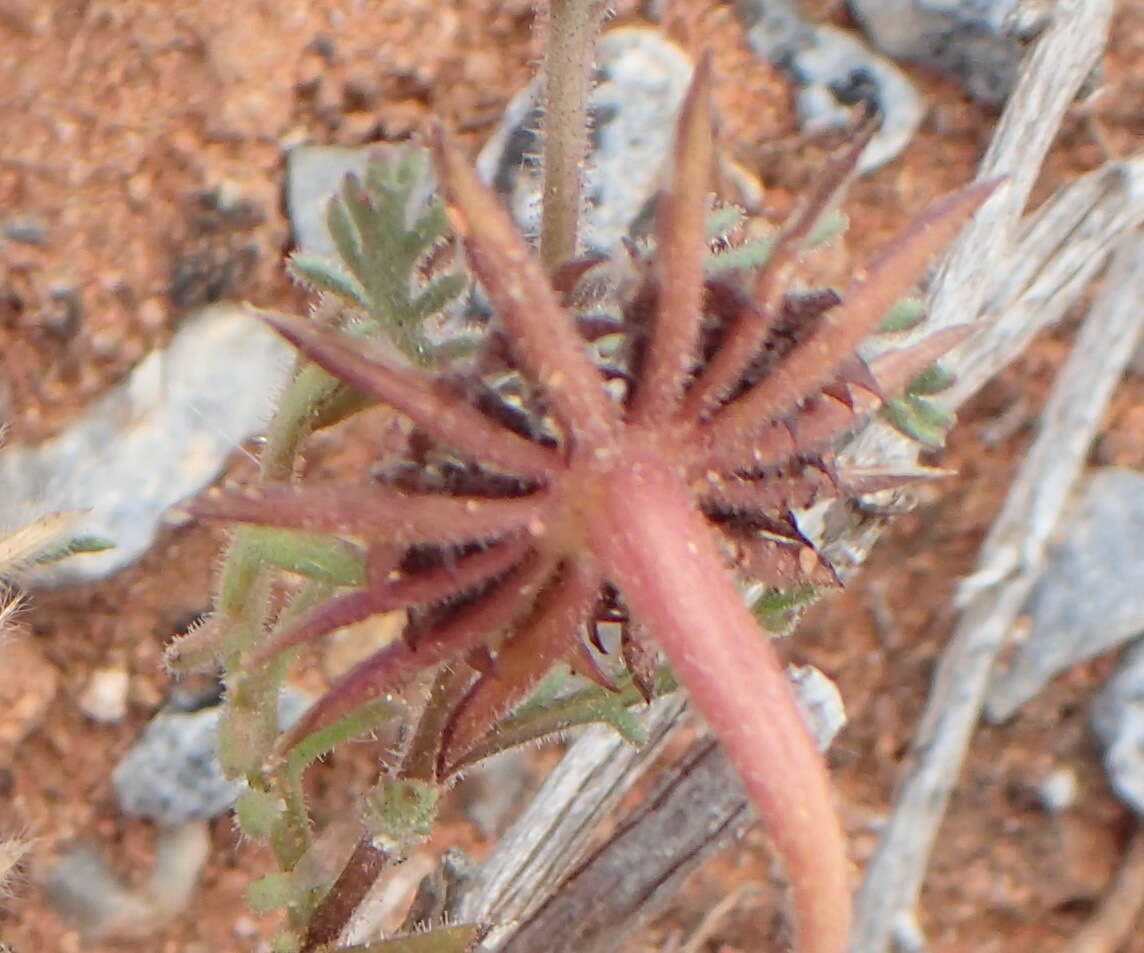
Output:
411,272,467,322
246,872,297,913
706,235,777,274
313,151,463,368
344,178,394,303
285,695,407,776
882,394,955,447
906,363,956,395
288,254,371,312
32,534,115,566
164,617,227,674
339,924,484,953
909,394,955,431
272,929,303,953
235,787,285,842
246,527,366,586
806,208,848,248
363,777,439,857
308,384,378,433
705,206,846,277
406,201,450,261
752,585,821,635
327,195,365,279
878,297,926,333
449,667,682,773
430,334,485,363
706,202,747,240
218,656,290,780
597,700,648,746
62,534,114,554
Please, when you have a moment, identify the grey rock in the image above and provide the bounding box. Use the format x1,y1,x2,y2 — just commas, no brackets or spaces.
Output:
734,0,924,171
112,687,311,824
476,26,695,252
2,217,48,246
0,303,293,586
848,0,1032,106
1092,639,1144,814
987,469,1144,720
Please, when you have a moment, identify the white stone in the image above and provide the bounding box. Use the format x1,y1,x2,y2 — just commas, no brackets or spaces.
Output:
78,667,130,724
1037,766,1079,813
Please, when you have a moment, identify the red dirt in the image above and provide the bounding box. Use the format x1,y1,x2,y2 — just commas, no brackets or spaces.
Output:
2,2,1143,952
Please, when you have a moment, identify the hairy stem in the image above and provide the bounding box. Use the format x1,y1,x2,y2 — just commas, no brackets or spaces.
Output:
403,665,473,783
539,0,606,271
448,666,679,774
211,355,337,663
261,360,341,482
585,450,851,953
301,835,393,952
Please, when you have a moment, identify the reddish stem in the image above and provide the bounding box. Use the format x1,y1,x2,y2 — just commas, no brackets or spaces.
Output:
584,448,851,953
631,53,713,424
191,484,553,547
301,836,391,951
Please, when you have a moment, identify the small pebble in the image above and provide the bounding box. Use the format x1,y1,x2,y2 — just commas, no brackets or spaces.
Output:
39,285,82,338
77,666,131,724
1037,766,1078,814
3,218,48,246
44,821,210,940
232,914,260,940
343,72,383,111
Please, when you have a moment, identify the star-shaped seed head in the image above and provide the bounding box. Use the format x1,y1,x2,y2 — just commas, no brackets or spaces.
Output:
191,56,996,953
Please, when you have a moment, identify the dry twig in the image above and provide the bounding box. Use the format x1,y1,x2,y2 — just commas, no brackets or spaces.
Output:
852,228,1144,953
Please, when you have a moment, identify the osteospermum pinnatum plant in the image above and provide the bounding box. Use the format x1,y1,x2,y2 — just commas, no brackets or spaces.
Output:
172,14,996,953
